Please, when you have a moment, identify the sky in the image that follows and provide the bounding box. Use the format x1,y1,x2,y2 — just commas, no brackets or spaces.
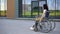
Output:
0,0,60,10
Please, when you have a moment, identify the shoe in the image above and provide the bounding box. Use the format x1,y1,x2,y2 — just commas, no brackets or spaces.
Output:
30,26,34,31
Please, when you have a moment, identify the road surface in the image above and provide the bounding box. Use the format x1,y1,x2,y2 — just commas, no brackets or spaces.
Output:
0,19,60,34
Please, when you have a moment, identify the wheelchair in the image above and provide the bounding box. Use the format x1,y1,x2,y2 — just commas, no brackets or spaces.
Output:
33,15,56,33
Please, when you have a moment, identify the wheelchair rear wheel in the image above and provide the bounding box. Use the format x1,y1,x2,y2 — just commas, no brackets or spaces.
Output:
37,20,52,33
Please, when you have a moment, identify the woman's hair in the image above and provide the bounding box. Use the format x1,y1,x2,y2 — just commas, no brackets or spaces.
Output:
43,4,49,11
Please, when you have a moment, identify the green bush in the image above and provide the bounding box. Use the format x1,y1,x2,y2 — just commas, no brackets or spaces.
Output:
0,10,6,16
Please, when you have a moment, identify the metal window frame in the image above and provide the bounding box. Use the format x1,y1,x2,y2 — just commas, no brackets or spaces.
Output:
31,1,39,17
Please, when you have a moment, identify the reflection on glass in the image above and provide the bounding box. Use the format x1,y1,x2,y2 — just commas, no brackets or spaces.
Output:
21,0,60,18
31,1,39,16
0,1,1,10
47,0,60,18
0,0,7,17
22,0,31,17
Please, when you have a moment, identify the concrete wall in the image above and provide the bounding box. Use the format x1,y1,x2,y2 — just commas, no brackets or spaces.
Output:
7,0,14,18
7,0,19,18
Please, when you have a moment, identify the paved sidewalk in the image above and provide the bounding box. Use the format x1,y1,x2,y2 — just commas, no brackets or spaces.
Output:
0,19,60,34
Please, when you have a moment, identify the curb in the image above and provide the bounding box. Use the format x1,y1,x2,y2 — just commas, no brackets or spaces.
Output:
15,18,60,22
0,17,60,22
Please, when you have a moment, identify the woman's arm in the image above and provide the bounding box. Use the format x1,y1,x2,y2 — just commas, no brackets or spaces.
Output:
40,10,46,22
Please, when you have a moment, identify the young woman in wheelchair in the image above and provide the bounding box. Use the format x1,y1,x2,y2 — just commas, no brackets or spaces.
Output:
30,4,49,31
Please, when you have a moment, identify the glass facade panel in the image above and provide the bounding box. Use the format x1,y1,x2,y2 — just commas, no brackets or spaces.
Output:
0,0,7,17
22,0,31,17
0,0,1,16
47,0,60,19
19,0,60,18
31,1,39,17
19,0,47,18
56,0,60,18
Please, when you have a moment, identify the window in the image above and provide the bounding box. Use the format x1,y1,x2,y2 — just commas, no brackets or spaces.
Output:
22,0,31,17
0,0,7,17
47,0,60,19
19,0,60,18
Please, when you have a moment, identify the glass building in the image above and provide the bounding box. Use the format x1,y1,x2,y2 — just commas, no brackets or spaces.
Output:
17,0,60,19
0,0,60,19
